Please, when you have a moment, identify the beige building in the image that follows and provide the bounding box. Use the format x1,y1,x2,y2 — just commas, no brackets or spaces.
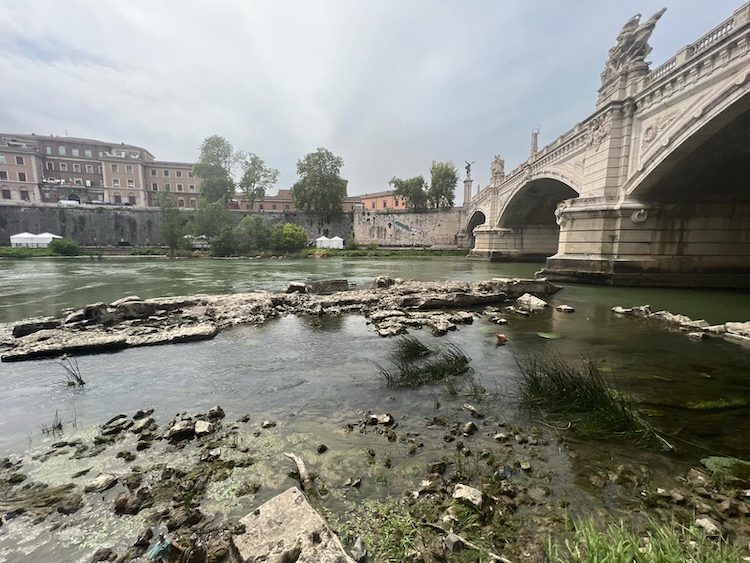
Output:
0,133,201,207
0,137,42,203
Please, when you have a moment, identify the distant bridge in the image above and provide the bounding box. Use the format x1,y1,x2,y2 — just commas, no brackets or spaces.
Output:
462,3,750,287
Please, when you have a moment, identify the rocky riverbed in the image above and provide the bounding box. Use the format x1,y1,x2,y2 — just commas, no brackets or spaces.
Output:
2,395,749,562
1,277,559,362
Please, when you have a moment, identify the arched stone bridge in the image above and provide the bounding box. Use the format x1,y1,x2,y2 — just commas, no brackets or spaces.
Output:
462,3,750,287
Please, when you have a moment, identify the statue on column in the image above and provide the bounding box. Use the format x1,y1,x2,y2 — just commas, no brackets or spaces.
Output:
464,160,475,179
601,8,666,84
490,155,505,184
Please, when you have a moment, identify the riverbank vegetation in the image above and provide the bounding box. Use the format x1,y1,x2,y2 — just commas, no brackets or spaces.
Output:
0,238,81,258
376,338,473,387
517,354,667,447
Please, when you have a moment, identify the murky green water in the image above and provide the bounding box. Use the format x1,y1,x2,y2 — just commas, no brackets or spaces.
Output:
0,256,749,562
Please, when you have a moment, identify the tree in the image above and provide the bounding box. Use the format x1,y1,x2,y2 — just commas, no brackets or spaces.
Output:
193,135,240,204
157,193,187,252
270,223,309,252
192,200,233,239
427,161,458,209
235,215,271,252
390,176,428,211
210,225,237,257
239,154,279,209
290,147,347,212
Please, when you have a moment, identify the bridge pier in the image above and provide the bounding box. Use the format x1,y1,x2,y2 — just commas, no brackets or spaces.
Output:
541,198,750,287
468,225,559,262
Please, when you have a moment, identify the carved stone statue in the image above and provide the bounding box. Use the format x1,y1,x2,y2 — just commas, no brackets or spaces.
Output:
601,8,666,84
490,155,505,183
464,160,475,178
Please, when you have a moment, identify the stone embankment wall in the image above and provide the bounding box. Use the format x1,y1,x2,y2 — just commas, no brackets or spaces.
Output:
353,208,463,247
0,204,354,246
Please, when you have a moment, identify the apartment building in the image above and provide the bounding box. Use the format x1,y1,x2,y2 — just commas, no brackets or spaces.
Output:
0,133,201,207
238,188,361,212
0,137,42,203
359,190,408,211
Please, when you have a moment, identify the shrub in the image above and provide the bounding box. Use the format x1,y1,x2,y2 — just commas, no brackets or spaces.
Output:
210,225,238,256
49,238,81,256
235,215,271,253
270,223,308,252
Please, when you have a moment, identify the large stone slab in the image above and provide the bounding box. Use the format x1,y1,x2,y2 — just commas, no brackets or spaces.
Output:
232,487,354,563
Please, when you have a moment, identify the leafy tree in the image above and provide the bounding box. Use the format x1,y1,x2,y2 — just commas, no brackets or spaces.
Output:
290,147,347,212
49,238,80,256
390,176,428,211
235,215,271,252
427,161,458,209
239,154,279,209
193,200,233,239
193,135,240,203
270,223,308,252
157,193,187,251
210,225,237,257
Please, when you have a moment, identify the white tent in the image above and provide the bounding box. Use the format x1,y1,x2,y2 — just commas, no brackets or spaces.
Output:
10,232,62,248
329,236,344,249
315,236,331,249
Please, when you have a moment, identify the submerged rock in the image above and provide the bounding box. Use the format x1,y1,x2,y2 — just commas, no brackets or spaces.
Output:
84,473,118,493
232,487,355,563
166,420,195,442
516,293,548,311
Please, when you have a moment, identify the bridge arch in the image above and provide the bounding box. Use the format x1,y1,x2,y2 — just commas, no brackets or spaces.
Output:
465,210,486,246
497,175,579,228
627,77,750,200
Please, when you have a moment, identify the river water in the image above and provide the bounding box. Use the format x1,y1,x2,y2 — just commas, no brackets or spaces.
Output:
0,256,749,561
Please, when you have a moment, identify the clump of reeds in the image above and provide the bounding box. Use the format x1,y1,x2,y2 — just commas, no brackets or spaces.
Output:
58,355,85,386
517,354,668,448
41,410,63,436
546,517,739,562
377,338,473,387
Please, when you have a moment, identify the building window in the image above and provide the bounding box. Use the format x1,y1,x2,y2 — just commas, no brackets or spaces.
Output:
188,171,195,179
188,184,195,192
164,183,170,192
85,164,94,173
176,170,182,178
382,200,387,208
16,156,24,165
46,162,54,171
151,169,157,176
126,165,133,174
46,147,52,155
73,164,81,173
111,164,118,172
152,183,158,191
371,201,375,209
74,178,83,186
0,171,7,180
0,155,4,164
18,172,27,182
113,192,122,204
20,189,29,201
272,204,277,210
1,188,11,199
128,194,136,205
98,165,102,173
72,149,79,157
189,198,197,208
58,146,66,155
163,170,169,177
177,184,183,192
59,163,68,172
178,198,185,207
285,204,290,210
259,204,264,210
127,179,134,188
113,179,120,188
84,149,92,158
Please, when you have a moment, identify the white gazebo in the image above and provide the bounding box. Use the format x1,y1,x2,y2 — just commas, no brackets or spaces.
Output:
315,236,331,249
329,236,344,249
10,232,63,248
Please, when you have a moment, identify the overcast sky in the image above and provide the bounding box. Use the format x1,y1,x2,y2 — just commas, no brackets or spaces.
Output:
0,0,739,202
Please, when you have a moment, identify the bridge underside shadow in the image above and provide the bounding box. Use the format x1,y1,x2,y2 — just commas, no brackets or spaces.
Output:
545,100,750,287
469,179,577,261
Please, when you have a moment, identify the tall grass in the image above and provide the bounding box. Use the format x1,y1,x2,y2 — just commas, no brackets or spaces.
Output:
58,355,86,386
41,411,63,436
377,339,473,387
517,354,668,447
547,518,740,562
